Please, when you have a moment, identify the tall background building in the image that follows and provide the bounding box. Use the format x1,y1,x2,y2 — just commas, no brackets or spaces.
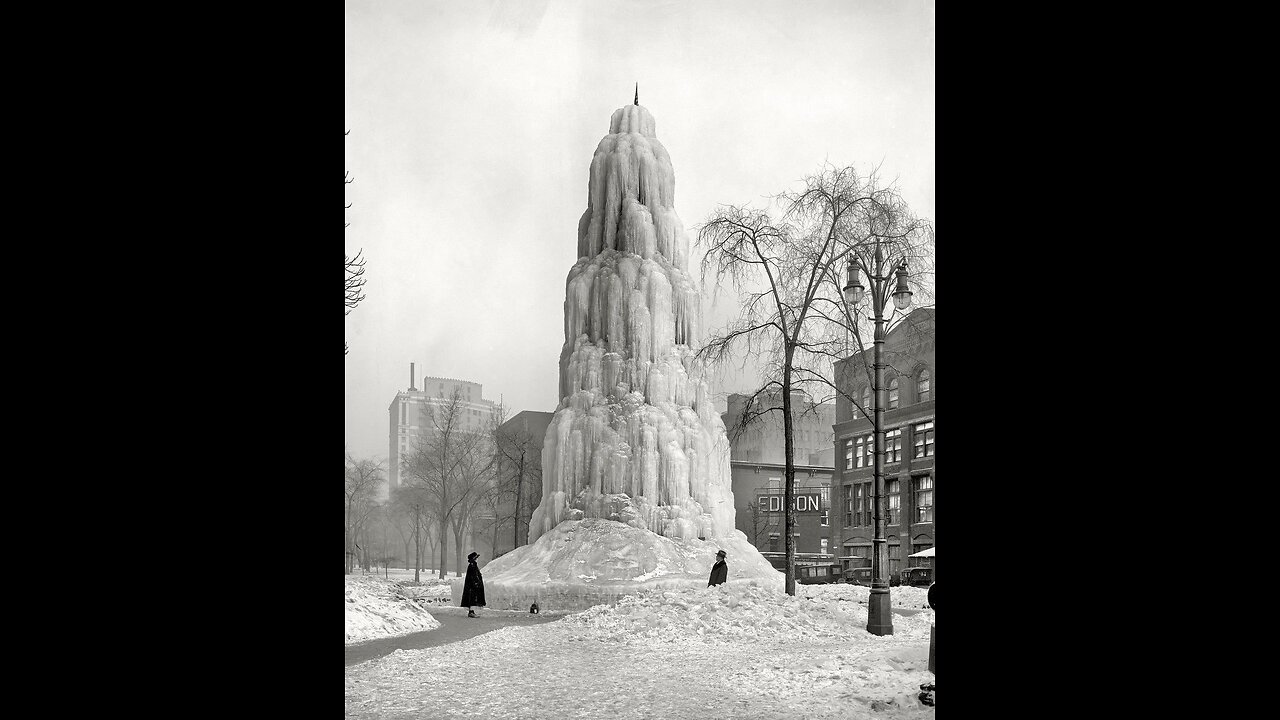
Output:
832,308,934,583
387,363,499,493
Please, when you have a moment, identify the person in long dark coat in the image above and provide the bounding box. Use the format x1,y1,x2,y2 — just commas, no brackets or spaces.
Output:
461,551,486,617
708,549,728,586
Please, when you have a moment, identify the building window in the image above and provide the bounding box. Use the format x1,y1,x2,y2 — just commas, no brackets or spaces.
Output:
820,484,829,526
886,479,900,525
886,428,902,463
855,435,870,468
917,368,931,403
860,386,870,411
845,486,855,527
888,378,899,410
913,421,934,458
888,544,901,576
914,475,933,523
820,538,829,555
857,482,872,526
844,439,854,470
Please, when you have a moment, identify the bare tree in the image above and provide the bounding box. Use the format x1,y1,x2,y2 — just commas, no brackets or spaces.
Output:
474,475,511,559
447,435,496,573
385,495,416,571
346,129,367,355
696,161,934,596
391,484,437,582
400,387,496,579
746,500,771,548
344,452,384,574
490,403,544,553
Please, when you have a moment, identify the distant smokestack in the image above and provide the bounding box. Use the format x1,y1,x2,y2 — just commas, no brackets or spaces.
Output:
410,363,416,390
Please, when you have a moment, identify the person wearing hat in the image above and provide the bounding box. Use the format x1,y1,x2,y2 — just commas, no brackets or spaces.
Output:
708,549,728,587
461,551,486,617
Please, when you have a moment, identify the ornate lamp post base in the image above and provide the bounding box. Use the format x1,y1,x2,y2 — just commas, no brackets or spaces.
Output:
866,585,894,635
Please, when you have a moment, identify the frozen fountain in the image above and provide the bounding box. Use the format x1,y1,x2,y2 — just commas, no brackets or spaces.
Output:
453,96,783,612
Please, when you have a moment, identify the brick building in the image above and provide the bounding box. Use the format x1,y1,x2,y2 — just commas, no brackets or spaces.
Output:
723,391,837,566
729,461,834,558
832,308,935,583
723,392,835,465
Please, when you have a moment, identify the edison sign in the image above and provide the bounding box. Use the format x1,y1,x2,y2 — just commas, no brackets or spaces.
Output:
756,493,823,513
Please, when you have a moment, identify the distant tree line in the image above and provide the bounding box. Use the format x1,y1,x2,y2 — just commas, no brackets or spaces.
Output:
345,388,544,580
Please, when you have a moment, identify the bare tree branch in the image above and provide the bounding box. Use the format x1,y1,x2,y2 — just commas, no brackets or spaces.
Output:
695,161,934,595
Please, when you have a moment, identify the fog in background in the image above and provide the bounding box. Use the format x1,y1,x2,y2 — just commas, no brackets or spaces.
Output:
345,0,935,462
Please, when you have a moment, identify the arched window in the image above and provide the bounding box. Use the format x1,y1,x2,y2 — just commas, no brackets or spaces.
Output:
860,386,871,410
888,378,899,410
917,368,931,403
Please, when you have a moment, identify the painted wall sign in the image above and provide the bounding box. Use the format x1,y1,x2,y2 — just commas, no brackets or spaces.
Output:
757,493,823,513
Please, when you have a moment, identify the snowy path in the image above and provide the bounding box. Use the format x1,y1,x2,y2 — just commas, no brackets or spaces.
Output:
345,623,933,719
346,608,565,667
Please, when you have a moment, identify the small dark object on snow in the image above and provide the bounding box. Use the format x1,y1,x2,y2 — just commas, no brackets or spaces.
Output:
919,682,935,707
530,602,539,614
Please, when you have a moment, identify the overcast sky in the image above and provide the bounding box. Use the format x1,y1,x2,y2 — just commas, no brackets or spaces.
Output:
344,0,935,462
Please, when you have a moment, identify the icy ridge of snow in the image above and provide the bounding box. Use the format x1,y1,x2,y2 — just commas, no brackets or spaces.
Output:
345,575,441,644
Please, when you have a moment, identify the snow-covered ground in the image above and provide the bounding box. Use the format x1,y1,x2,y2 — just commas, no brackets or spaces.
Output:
346,580,935,718
346,573,449,644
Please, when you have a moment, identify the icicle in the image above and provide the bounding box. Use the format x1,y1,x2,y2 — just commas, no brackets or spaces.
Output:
527,101,740,546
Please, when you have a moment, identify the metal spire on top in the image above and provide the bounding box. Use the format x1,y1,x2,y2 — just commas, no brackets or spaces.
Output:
634,83,639,105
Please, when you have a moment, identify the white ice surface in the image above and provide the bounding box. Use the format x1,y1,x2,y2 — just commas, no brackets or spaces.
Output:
347,582,935,719
528,103,738,548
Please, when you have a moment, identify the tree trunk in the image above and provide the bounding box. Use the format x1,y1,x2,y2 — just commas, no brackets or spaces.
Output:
492,515,501,559
512,459,524,551
439,512,450,579
783,346,797,596
454,524,463,577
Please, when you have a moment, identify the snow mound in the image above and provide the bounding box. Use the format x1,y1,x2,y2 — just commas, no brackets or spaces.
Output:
453,518,783,612
558,583,932,645
345,575,441,644
560,584,859,644
802,582,935,609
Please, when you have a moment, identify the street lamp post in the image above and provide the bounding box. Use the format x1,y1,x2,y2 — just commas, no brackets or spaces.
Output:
844,241,912,637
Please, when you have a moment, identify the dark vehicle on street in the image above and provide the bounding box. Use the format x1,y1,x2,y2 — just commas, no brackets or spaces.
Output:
902,567,934,587
795,563,844,585
844,567,872,585
760,552,843,584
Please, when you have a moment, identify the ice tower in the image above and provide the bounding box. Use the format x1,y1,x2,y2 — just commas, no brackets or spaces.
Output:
453,98,783,612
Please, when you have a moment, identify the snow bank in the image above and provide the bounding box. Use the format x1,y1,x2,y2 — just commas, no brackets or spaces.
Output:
803,582,935,610
560,582,932,645
349,583,935,718
458,517,783,612
345,575,441,644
